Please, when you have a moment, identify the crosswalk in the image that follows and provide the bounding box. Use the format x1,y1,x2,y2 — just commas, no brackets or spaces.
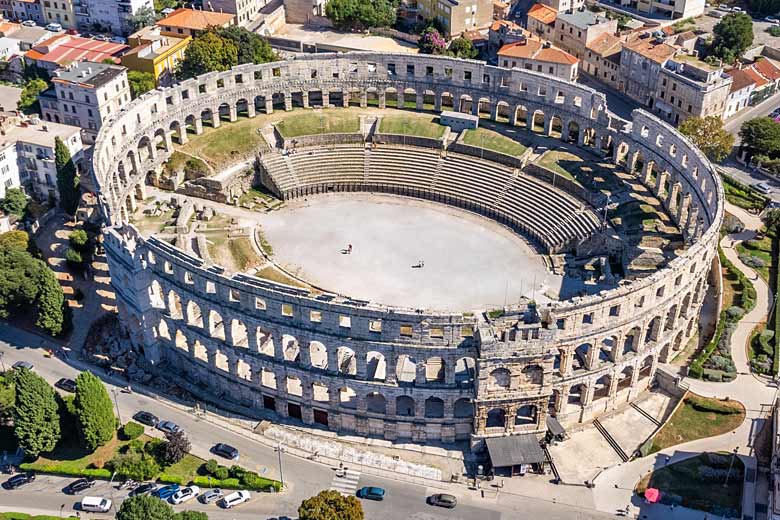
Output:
329,468,361,496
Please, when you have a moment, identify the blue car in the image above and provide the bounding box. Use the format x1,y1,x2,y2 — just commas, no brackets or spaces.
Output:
356,486,385,501
156,484,180,500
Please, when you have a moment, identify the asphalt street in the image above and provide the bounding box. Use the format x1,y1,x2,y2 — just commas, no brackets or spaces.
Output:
0,324,616,520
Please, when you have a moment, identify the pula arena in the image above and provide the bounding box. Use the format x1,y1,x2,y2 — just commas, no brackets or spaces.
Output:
94,52,723,448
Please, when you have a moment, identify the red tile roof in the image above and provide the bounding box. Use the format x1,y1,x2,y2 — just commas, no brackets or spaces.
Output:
527,3,557,25
754,58,780,82
499,38,578,66
727,67,761,92
157,8,235,31
25,34,128,67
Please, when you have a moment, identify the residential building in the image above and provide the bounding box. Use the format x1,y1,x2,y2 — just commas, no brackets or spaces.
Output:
12,0,44,23
618,36,677,107
207,0,270,27
284,0,328,24
550,8,618,62
723,66,760,119
655,54,732,124
73,0,154,36
498,34,579,81
583,32,622,90
539,0,584,14
750,57,780,104
493,0,510,19
415,0,494,37
123,25,190,86
156,8,235,38
615,0,705,20
488,19,524,54
526,3,557,39
24,33,128,72
0,136,18,198
6,24,51,50
42,0,75,29
39,61,130,143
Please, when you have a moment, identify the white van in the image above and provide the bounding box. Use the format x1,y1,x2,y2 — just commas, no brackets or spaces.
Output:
81,496,112,513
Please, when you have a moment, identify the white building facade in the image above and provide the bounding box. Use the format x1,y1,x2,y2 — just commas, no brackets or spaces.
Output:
74,0,153,35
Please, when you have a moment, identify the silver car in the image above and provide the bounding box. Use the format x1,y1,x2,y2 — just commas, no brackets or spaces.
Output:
199,488,223,504
156,420,181,434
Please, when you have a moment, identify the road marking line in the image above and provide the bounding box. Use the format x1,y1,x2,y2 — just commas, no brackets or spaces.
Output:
329,469,361,496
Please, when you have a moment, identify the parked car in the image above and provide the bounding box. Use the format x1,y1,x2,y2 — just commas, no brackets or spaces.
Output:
92,34,110,41
80,496,111,513
133,411,159,427
55,378,77,392
732,6,743,11
754,181,773,194
21,20,36,27
199,488,223,504
718,3,730,9
110,36,127,44
65,28,79,35
65,478,94,494
356,486,385,501
170,485,200,505
211,443,239,460
766,15,779,22
220,490,250,509
129,482,157,497
12,361,33,371
428,493,457,508
156,484,180,500
45,23,62,31
4,473,35,489
156,420,181,434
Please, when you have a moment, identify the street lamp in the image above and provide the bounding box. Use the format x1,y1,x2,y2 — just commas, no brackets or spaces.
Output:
724,447,740,488
274,442,285,490
111,388,123,425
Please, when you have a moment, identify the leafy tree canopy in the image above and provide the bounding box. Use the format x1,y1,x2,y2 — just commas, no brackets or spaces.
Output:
74,371,116,451
215,26,276,65
678,115,735,162
117,495,174,520
711,13,754,62
749,0,780,16
0,231,29,251
299,490,364,520
159,430,190,464
762,208,780,232
740,116,780,157
13,368,61,457
18,78,48,114
172,512,209,520
178,31,238,79
447,37,478,59
127,70,156,99
128,6,160,31
325,0,397,31
418,27,447,55
55,137,80,215
0,188,29,218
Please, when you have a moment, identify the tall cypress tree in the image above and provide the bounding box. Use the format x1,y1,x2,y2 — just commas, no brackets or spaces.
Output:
55,137,79,215
13,368,61,457
74,371,115,451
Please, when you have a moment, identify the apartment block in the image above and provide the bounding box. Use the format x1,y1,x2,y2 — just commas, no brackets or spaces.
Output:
655,55,731,124
123,25,190,86
498,33,578,81
42,0,75,29
416,0,494,37
156,8,235,38
12,0,44,23
73,0,154,36
208,0,270,27
611,0,705,20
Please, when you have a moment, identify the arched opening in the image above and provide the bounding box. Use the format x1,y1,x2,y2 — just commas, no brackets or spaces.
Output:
286,375,303,397
486,408,506,428
454,398,473,418
600,337,616,363
567,120,580,143
425,357,445,383
617,366,633,390
230,319,247,347
193,340,207,362
366,351,386,381
548,115,563,138
593,374,611,399
425,397,444,418
148,280,164,308
623,327,640,355
665,305,678,331
309,341,327,369
366,392,386,414
396,354,417,384
455,357,475,387
261,368,276,389
645,317,662,345
208,310,225,340
339,386,357,409
531,110,545,132
396,395,415,417
639,355,654,379
336,346,357,376
312,381,329,402
282,334,300,362
515,404,537,426
488,368,511,390
567,383,585,405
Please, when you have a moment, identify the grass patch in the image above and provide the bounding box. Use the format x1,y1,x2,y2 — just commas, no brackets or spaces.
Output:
24,432,125,476
158,453,203,484
636,452,743,517
228,237,261,271
737,235,772,281
256,265,306,288
238,186,274,206
179,119,268,170
462,128,526,156
276,111,359,137
379,113,446,138
536,150,578,180
650,394,744,453
721,173,767,211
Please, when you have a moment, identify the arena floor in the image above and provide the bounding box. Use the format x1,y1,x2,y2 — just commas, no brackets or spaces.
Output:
259,193,564,311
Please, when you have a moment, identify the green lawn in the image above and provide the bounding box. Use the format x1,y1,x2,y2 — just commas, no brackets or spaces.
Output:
536,150,577,180
737,235,772,281
462,128,526,156
238,186,274,206
256,265,307,288
636,452,743,516
650,395,745,453
159,453,203,483
378,113,446,138
228,237,261,271
25,432,127,475
178,118,269,170
276,111,359,137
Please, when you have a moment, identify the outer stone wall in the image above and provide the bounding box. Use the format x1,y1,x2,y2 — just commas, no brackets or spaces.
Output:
94,52,723,447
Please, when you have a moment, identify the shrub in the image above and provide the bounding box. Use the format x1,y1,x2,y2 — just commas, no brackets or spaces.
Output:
204,459,218,475
214,466,229,480
109,452,161,480
159,430,190,465
229,465,245,479
768,25,780,36
68,229,88,251
64,248,83,268
726,306,745,321
191,474,281,492
121,421,144,440
18,462,112,479
126,439,145,454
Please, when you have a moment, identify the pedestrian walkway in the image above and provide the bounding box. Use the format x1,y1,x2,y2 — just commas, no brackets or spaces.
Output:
330,469,361,496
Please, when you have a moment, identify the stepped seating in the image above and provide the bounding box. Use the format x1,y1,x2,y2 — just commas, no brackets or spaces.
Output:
259,144,602,252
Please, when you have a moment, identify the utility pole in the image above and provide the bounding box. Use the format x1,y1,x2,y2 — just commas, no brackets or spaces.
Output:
724,446,739,488
275,442,285,490
111,388,123,425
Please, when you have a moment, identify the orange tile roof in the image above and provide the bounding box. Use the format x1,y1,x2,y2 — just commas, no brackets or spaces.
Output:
624,38,677,64
490,19,522,32
527,3,557,25
586,32,622,56
754,58,780,82
498,39,578,66
0,22,20,36
743,66,769,87
157,8,234,31
727,67,760,92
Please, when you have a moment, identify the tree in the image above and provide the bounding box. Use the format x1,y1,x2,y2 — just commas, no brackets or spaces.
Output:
762,208,780,232
69,229,88,250
325,0,396,31
73,371,116,451
0,188,29,218
418,27,447,55
159,430,190,464
55,137,80,215
711,13,754,62
750,0,780,16
215,26,276,65
447,37,478,59
13,368,61,457
172,512,209,520
17,78,48,114
740,117,780,157
128,6,160,31
117,495,174,520
127,71,156,99
0,231,27,251
678,116,735,162
178,31,238,79
298,490,364,520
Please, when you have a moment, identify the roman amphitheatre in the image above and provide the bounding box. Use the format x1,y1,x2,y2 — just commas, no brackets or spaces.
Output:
92,53,722,450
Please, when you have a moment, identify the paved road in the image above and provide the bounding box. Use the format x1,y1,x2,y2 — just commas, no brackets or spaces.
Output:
0,324,615,520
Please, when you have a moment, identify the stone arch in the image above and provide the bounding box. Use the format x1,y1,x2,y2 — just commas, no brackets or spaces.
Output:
137,135,153,162
174,329,188,351
548,114,563,138
514,104,528,127
230,319,248,347
519,365,543,386
153,127,168,152
515,404,537,425
208,309,225,340
454,398,473,418
261,367,276,389
681,292,692,318
366,392,386,414
214,350,229,372
440,90,454,110
366,351,386,381
425,396,444,418
339,386,357,409
184,114,198,134
644,316,662,345
396,395,415,416
193,340,207,362
624,326,641,355
639,355,654,378
424,356,445,383
593,374,611,399
567,120,580,144
567,383,585,405
488,367,511,390
458,93,473,114
384,86,399,107
217,101,232,122
600,336,617,363
282,334,300,362
617,365,633,390
336,346,357,376
235,98,249,116
455,357,475,387
495,100,510,122
309,341,327,369
477,97,491,117
396,354,417,383
486,408,506,428
673,330,685,351
531,110,545,132
665,305,678,331
167,290,182,319
148,280,165,308
157,318,171,340
201,107,215,127
574,343,591,369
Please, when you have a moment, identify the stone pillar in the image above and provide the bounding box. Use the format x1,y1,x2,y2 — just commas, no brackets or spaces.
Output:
223,319,234,346
654,171,668,199
355,350,367,379
594,134,603,152
630,364,640,387
416,92,424,110
212,109,221,128
582,382,595,407
414,398,426,418
677,193,691,227
608,373,619,399
397,91,405,108
302,91,310,109
180,302,190,326
265,98,274,115
273,331,285,362
193,117,203,135
490,103,499,121
471,99,479,116
178,125,189,144
327,347,339,374
283,93,292,111
685,205,700,236
504,406,516,433
585,344,599,370
415,363,427,385
228,105,238,122
299,341,311,366
322,91,330,107
526,111,534,129
206,348,217,368
560,120,570,142
247,103,256,118
147,140,157,161
560,348,574,377
555,384,569,413
386,396,397,416
641,160,653,185
246,325,258,352
360,91,368,108
227,353,238,376
384,351,397,384
164,132,173,153
612,333,624,363
444,360,456,385
379,91,386,109
433,94,441,112
667,182,681,214
342,92,349,108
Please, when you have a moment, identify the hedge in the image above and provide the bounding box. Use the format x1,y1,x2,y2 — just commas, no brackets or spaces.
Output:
192,474,281,492
121,421,144,440
18,463,112,479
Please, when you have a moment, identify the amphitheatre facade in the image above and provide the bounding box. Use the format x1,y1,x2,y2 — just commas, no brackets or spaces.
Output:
94,52,723,448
